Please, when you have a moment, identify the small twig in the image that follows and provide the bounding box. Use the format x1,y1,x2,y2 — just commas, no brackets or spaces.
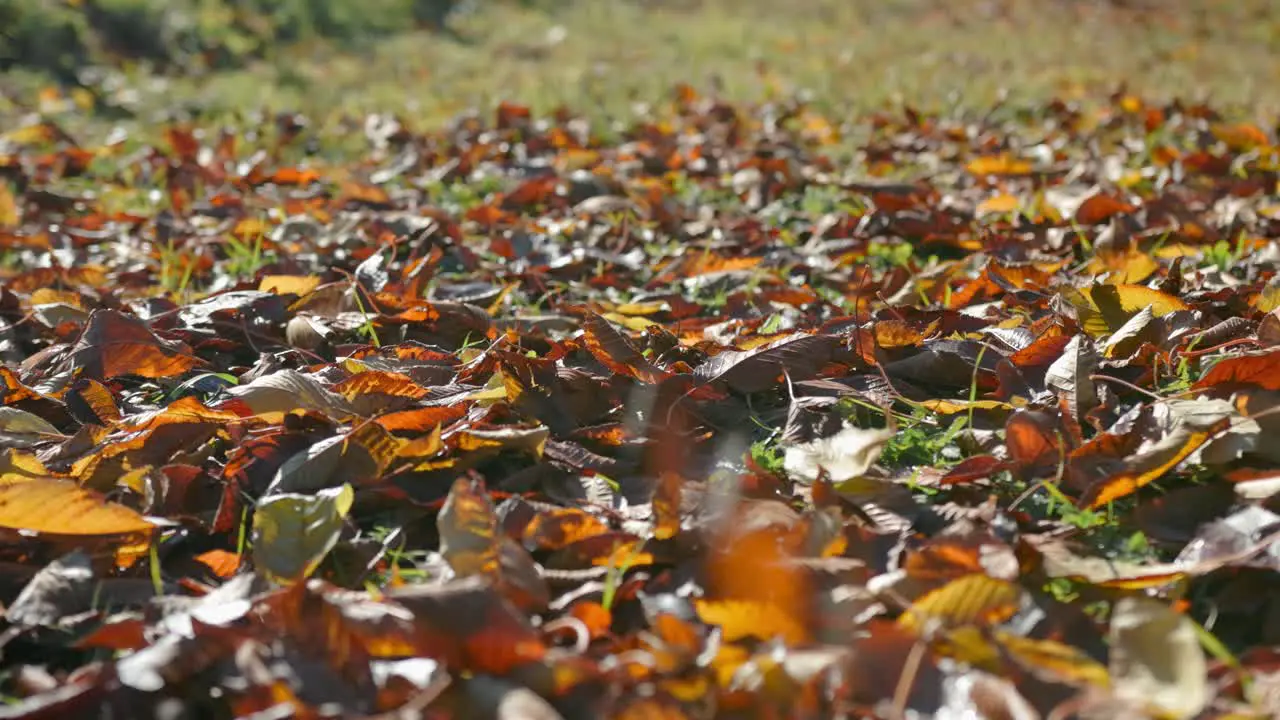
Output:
889,636,930,720
1175,336,1257,359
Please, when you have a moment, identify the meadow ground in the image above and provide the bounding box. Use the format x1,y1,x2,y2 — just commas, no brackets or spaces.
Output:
2,1,1280,718
4,0,1279,131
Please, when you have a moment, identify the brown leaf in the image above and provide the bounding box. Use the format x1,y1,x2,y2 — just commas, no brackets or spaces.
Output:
1004,411,1065,477
439,477,501,578
695,333,839,394
581,312,669,383
522,508,610,552
651,471,682,540
58,309,201,380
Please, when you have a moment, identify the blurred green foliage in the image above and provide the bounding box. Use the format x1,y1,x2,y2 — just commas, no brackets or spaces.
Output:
1,0,464,79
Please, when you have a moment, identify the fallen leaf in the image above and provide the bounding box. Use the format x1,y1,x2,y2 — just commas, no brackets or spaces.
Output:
252,483,354,585
783,424,892,482
1109,597,1208,718
0,476,155,537
58,309,201,380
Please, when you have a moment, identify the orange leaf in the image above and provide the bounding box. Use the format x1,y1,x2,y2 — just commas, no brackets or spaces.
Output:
65,379,123,425
374,404,468,433
651,472,682,540
1004,411,1065,476
976,192,1020,216
1074,192,1136,225
165,125,200,163
1194,348,1280,391
694,599,809,645
1212,122,1270,151
333,371,429,401
589,538,655,569
269,167,321,186
874,319,930,349
965,154,1033,177
1082,419,1227,508
523,508,610,551
194,549,242,579
568,600,612,640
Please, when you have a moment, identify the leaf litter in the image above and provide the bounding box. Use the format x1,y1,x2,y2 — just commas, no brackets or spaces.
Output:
0,89,1279,718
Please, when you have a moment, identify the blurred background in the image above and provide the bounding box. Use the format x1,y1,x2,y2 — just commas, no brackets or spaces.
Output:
3,0,1278,124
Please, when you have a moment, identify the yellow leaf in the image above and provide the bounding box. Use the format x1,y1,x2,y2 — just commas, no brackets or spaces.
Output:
70,88,95,111
232,217,271,241
996,631,1110,686
0,476,155,537
1066,284,1190,337
1116,169,1145,189
252,484,353,585
1,123,55,147
1255,282,1280,313
0,182,19,227
899,574,1023,633
920,399,1014,415
601,312,655,332
1087,247,1159,285
1152,243,1201,260
259,275,323,296
976,193,1020,216
0,452,51,479
611,301,670,316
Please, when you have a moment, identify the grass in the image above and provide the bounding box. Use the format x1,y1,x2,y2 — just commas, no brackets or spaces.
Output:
4,0,1278,140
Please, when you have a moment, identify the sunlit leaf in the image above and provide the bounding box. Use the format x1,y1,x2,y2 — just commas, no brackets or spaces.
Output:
1109,597,1208,718
0,476,154,537
438,477,500,578
60,309,202,380
251,483,354,585
651,471,682,540
1082,419,1228,508
975,192,1020,216
694,598,808,645
1195,347,1280,391
581,312,669,383
898,574,1023,632
783,424,892,482
1066,284,1190,337
523,508,610,551
965,154,1033,176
